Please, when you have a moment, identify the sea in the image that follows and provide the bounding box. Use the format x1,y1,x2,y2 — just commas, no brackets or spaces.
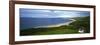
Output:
20,18,71,30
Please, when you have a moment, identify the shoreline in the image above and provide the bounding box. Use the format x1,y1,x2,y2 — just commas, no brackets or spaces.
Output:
34,19,76,28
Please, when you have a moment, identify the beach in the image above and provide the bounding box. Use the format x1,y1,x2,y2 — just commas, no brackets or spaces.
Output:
34,19,76,28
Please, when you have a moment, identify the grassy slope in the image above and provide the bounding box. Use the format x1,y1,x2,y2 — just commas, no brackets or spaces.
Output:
70,16,90,33
20,25,78,36
20,16,90,36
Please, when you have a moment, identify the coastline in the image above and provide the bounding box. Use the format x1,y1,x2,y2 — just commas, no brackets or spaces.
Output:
34,19,76,28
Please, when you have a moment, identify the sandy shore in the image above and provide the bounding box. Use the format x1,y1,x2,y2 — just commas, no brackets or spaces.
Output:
34,19,76,28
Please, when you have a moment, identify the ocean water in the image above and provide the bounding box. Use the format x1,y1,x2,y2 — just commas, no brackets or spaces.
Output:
20,18,71,30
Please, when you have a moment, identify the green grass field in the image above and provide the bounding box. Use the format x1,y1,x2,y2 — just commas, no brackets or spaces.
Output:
20,25,79,36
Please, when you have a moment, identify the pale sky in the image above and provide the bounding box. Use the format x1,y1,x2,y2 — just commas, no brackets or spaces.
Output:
20,8,90,18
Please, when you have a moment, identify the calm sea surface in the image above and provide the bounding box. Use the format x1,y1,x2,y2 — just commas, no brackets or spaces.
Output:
20,18,71,30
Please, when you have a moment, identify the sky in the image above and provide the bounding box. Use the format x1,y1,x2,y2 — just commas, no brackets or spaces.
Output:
20,8,90,18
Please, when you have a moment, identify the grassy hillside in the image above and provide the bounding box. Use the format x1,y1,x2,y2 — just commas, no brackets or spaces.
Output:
70,16,90,33
20,16,90,36
20,25,78,36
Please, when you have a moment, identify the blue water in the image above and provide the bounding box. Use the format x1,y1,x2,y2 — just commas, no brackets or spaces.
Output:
20,18,71,30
